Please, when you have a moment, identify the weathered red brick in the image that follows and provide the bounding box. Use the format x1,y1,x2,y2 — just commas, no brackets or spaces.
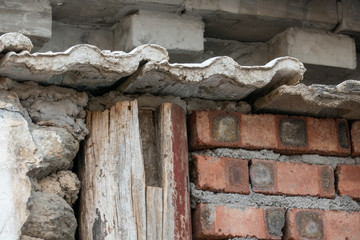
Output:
240,114,279,149
351,121,360,157
285,208,360,240
192,155,249,194
188,111,350,156
193,203,284,239
307,118,350,156
188,111,242,150
276,115,308,153
250,159,335,198
336,164,360,201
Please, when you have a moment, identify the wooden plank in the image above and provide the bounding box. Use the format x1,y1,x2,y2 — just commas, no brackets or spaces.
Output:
138,110,161,187
157,103,192,240
146,186,163,240
78,100,146,240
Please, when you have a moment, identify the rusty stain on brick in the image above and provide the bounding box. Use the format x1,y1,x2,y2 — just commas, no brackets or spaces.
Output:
338,121,350,149
265,208,285,237
295,211,324,239
279,118,307,147
320,166,333,193
250,161,274,190
229,166,242,185
212,115,239,142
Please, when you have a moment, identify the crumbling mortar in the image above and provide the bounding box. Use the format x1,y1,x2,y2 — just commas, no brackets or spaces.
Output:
192,148,360,169
190,183,360,212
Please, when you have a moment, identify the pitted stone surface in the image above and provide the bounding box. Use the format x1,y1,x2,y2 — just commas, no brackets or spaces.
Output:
21,192,76,240
0,44,168,90
0,78,88,140
0,32,33,54
30,127,79,179
254,80,360,120
39,171,81,206
119,56,305,100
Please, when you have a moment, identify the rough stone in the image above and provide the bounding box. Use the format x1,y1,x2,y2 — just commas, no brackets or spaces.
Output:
21,192,77,240
0,44,168,91
0,109,40,240
254,80,360,120
114,10,204,52
29,127,79,179
119,56,305,101
39,171,81,206
0,32,33,54
21,236,44,240
0,78,88,140
269,27,356,69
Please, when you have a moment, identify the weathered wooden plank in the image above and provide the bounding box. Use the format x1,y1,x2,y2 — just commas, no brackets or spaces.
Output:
146,186,163,240
79,100,146,240
157,103,192,240
138,110,161,187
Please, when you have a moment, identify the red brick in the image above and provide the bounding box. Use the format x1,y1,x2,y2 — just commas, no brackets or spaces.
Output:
193,203,284,239
307,118,350,156
351,121,360,157
284,208,360,240
240,114,279,149
276,115,308,153
192,155,249,194
188,111,242,150
336,164,360,201
250,160,335,198
188,111,350,156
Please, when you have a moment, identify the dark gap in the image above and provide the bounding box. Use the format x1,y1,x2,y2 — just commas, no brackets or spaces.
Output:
72,140,85,240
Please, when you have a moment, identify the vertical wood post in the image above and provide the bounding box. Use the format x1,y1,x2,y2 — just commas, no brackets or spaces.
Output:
79,100,146,240
158,103,192,240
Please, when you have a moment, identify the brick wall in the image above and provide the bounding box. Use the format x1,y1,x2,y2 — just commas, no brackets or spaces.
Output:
189,111,360,239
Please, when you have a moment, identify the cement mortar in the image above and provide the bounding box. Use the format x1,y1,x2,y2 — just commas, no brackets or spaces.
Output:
192,148,360,169
191,183,360,212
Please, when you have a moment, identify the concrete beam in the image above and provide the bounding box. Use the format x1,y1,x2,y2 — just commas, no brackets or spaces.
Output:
114,10,204,52
37,22,114,52
0,0,52,47
269,28,356,69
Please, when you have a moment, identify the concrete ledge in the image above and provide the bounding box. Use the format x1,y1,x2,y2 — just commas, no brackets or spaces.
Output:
114,10,204,52
269,28,356,69
254,80,360,120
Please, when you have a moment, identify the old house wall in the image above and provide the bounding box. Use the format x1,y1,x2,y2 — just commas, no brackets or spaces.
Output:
1,0,360,239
